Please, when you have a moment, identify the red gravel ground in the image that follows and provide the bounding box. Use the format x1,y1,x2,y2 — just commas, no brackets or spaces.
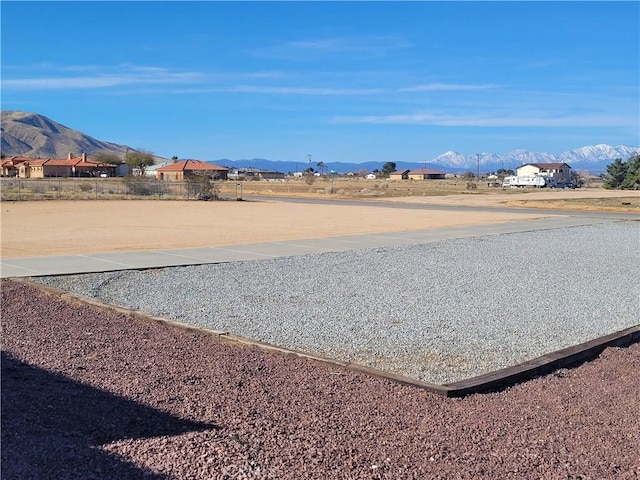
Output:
2,279,639,479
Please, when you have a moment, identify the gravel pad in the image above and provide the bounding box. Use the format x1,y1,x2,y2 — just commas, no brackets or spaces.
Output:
32,221,640,384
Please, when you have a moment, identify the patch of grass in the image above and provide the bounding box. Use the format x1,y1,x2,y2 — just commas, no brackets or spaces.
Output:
507,196,640,213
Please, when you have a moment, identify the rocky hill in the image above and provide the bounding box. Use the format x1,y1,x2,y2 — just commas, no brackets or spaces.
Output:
1,111,132,159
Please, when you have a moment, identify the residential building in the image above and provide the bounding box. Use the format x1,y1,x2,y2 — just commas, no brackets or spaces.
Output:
2,153,116,178
516,163,572,183
407,168,446,180
1,156,30,177
155,159,229,181
388,169,410,180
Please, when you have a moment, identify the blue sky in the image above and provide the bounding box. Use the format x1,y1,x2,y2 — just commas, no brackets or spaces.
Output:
2,1,639,164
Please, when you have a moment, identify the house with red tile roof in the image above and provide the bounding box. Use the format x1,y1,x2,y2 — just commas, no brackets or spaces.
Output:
1,156,30,177
155,160,229,181
2,153,116,178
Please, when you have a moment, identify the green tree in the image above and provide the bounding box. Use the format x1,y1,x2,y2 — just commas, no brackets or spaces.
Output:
603,158,628,189
125,148,155,176
381,162,396,176
620,154,640,190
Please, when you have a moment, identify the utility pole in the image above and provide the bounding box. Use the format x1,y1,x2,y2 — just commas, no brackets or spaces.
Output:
307,154,312,172
476,153,480,182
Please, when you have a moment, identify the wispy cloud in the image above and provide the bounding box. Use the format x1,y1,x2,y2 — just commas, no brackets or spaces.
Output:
214,85,386,95
2,64,205,90
252,35,411,59
400,83,498,92
170,82,492,96
5,63,378,93
330,112,631,128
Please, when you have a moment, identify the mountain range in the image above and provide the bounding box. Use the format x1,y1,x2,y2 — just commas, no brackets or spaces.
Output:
2,110,638,174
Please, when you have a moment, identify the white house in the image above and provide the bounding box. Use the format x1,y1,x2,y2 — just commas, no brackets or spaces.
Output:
516,163,572,183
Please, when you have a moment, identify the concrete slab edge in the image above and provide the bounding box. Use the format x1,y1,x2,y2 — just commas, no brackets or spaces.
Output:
11,278,639,398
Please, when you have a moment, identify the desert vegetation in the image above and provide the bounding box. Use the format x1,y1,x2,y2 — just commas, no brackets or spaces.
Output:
2,175,638,214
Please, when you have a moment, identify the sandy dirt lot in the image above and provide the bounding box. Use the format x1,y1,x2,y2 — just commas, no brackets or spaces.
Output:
1,188,633,258
1,198,553,259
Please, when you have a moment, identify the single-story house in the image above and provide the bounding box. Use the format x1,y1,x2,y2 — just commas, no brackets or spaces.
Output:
155,159,229,181
407,168,446,180
388,169,410,180
516,163,572,184
4,153,115,178
1,156,30,177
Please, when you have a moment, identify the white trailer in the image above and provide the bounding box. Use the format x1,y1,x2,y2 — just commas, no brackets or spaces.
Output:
502,175,555,188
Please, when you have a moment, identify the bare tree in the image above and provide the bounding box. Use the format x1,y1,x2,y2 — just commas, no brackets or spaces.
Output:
94,151,123,165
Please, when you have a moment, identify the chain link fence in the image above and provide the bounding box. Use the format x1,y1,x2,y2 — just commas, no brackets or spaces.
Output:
0,178,221,201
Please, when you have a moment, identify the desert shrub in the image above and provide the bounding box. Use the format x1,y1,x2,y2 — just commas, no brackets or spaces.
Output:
78,183,93,192
122,175,160,196
185,173,219,200
30,183,45,194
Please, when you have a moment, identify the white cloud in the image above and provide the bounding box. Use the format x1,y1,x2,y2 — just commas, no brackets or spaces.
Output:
330,112,632,128
400,83,498,92
2,64,205,90
252,35,411,59
216,85,386,95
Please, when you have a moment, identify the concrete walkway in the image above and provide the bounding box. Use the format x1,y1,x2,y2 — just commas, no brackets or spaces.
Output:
0,216,617,278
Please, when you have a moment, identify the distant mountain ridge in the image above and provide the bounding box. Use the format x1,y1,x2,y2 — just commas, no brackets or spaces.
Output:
430,145,640,173
2,110,637,173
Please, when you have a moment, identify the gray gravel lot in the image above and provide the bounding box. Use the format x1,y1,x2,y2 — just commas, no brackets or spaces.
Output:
33,221,640,384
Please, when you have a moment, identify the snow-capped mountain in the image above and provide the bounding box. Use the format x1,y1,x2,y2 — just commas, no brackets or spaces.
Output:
431,145,639,173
